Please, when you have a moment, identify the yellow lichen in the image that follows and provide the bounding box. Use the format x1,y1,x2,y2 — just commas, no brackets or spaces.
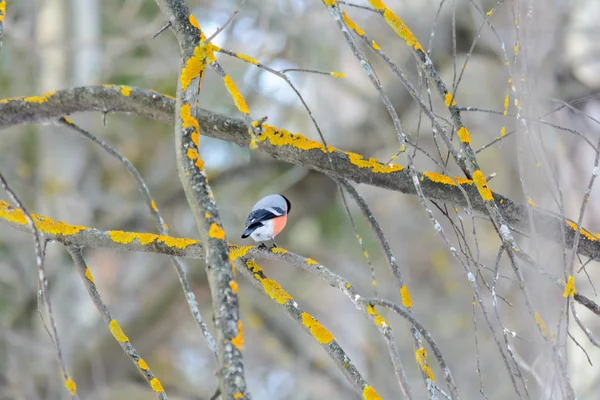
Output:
236,53,259,65
22,91,55,104
180,104,200,137
84,267,95,284
208,223,226,240
262,279,293,304
415,347,435,381
0,201,86,236
234,393,244,399
306,258,319,265
151,200,158,212
223,75,250,114
138,358,150,370
565,221,597,242
257,124,336,152
109,320,129,343
330,72,346,78
345,152,403,174
64,378,77,395
527,198,537,207
120,86,131,96
108,231,158,245
180,46,208,91
400,285,412,308
343,11,365,36
229,280,239,294
445,93,457,107
270,247,288,254
362,386,382,400
150,378,165,393
301,312,334,344
472,170,494,201
157,235,198,249
368,1,422,51
457,126,471,144
189,14,200,29
0,1,5,23
564,275,576,298
232,320,244,350
366,305,388,327
423,172,472,186
534,312,547,337
229,245,253,262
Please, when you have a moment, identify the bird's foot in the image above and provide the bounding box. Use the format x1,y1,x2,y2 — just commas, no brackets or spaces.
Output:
257,242,268,250
270,242,278,249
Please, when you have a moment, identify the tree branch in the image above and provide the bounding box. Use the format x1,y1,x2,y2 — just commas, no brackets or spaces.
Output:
152,1,249,397
2,86,600,263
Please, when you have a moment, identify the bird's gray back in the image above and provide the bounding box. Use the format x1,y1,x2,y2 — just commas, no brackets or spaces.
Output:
252,194,287,212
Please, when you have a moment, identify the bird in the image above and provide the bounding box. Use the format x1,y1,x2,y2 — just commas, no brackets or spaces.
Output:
241,194,291,248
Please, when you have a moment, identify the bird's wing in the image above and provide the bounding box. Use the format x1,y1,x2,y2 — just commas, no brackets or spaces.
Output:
245,208,283,227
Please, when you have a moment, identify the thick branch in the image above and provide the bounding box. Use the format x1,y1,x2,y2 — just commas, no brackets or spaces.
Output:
1,87,600,262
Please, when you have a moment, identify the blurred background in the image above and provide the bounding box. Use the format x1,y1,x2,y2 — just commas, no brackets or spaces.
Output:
1,0,600,398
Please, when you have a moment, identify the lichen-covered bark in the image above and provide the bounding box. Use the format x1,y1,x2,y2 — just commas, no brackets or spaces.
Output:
152,1,249,398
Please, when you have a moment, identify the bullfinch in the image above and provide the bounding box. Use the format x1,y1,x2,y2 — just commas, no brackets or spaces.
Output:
241,194,291,248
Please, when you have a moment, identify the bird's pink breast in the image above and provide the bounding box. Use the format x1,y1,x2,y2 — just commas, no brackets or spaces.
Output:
271,214,288,237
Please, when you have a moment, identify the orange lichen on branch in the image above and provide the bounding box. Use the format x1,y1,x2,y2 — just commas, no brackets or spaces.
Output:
229,245,253,262
367,305,389,327
180,44,214,91
368,0,423,51
120,86,131,96
472,170,494,201
180,104,200,139
362,386,383,400
234,393,244,399
108,231,156,245
400,285,413,308
189,14,200,29
0,1,5,23
565,220,597,242
137,358,150,371
0,90,56,104
223,75,250,115
232,320,244,350
422,172,472,186
0,200,86,236
343,11,365,35
534,312,547,337
229,280,239,294
415,347,435,381
564,275,576,298
246,260,293,305
109,320,129,343
445,93,457,107
345,152,403,174
150,378,165,393
457,126,471,144
208,223,226,240
330,72,346,78
235,52,260,65
257,124,336,153
527,198,538,207
301,312,334,344
270,247,288,254
64,378,77,395
84,267,95,283
306,258,319,265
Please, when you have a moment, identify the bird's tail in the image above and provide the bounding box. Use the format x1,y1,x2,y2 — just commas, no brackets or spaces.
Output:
241,226,257,239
